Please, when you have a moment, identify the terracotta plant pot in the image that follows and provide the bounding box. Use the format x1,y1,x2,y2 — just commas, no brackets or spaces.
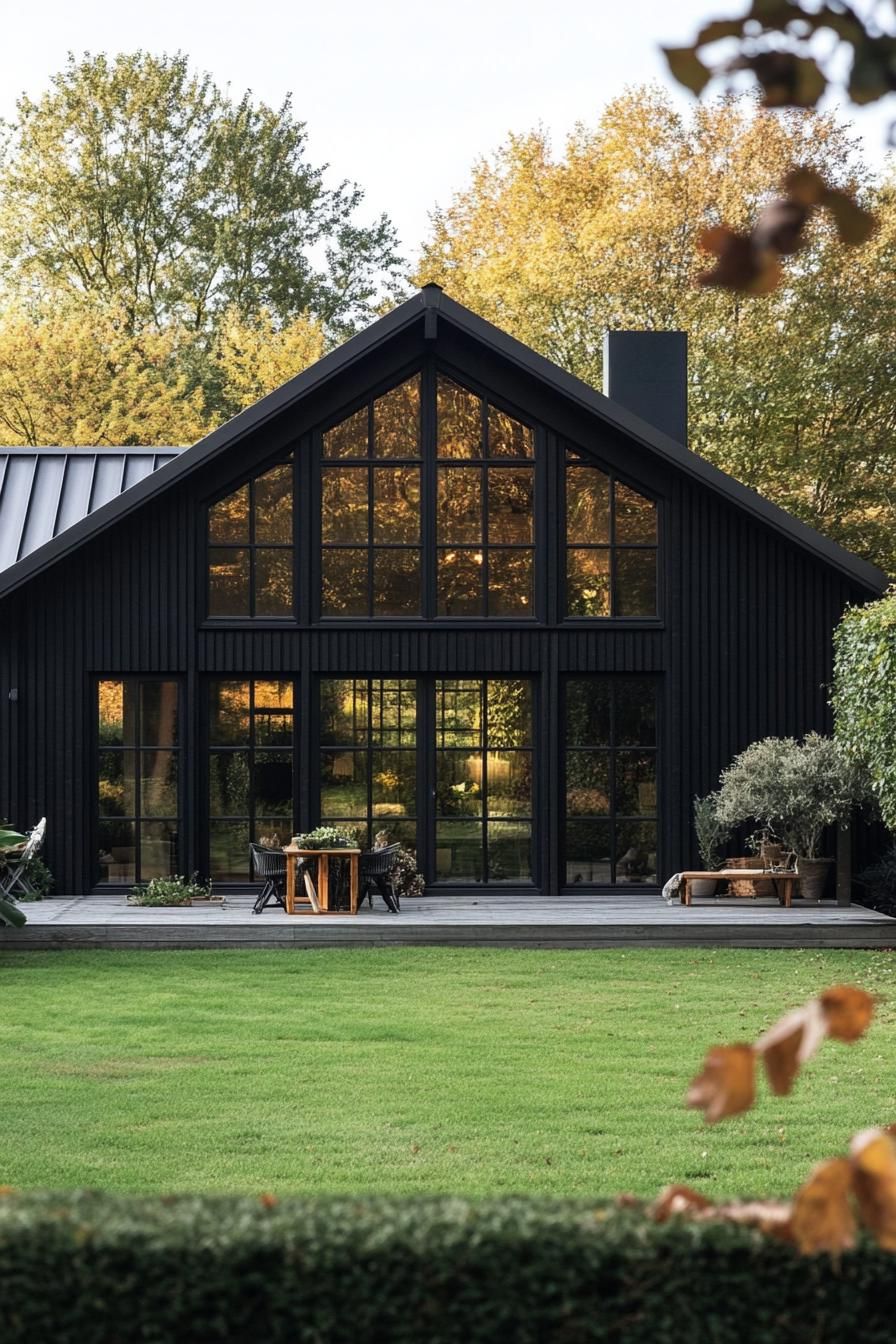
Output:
797,856,832,902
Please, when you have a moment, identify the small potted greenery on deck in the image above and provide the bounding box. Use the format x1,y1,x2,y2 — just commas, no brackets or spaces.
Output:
290,826,358,850
128,874,221,907
691,793,730,896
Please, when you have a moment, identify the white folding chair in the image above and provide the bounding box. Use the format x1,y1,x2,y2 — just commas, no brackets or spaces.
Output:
0,817,46,901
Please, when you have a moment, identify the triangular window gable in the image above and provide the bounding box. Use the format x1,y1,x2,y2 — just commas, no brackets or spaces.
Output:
318,370,536,619
202,369,660,623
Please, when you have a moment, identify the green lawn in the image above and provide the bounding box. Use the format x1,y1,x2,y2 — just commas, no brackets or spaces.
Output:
3,947,896,1200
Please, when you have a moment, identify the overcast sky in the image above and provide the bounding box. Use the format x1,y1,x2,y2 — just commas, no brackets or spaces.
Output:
2,0,893,260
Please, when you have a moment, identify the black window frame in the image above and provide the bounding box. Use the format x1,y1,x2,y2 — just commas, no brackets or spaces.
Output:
562,674,660,888
205,456,295,621
563,447,661,621
435,374,536,620
205,678,298,881
319,375,424,619
94,675,182,886
432,676,536,886
316,360,540,624
317,676,419,851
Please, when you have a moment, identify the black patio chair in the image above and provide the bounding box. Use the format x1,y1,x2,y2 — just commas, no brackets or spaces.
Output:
249,843,288,914
358,843,401,914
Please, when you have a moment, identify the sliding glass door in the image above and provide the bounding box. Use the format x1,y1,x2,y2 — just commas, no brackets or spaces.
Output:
433,679,534,884
207,680,295,880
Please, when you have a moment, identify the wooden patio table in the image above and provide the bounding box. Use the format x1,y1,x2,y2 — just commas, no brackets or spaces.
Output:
283,844,361,915
679,869,797,908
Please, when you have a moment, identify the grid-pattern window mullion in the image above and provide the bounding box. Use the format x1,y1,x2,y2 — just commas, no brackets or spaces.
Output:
434,678,533,885
321,376,422,617
565,451,658,619
319,678,418,850
207,679,295,880
207,460,294,619
564,677,658,887
97,679,180,885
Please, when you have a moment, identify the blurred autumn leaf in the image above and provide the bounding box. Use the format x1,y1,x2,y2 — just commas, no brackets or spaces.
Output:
615,984,894,1257
663,1,895,120
697,165,876,294
791,1157,857,1255
687,984,874,1122
686,1043,756,1123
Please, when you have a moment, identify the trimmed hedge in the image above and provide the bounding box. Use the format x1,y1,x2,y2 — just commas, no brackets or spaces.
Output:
2,1191,896,1342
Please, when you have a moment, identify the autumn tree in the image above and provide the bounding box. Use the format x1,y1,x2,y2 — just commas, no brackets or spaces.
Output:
208,308,327,421
416,87,896,575
0,305,207,446
0,51,402,341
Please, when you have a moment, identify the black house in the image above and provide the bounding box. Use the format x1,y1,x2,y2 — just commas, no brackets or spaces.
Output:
0,287,886,896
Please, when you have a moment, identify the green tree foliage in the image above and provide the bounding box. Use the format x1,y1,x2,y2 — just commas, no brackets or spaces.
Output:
833,588,896,832
417,88,896,575
0,51,401,341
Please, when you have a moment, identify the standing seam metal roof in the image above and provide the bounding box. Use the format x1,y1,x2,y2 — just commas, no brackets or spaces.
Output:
0,447,183,573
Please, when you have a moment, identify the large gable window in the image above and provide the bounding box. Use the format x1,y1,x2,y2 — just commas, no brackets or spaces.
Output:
437,377,534,617
207,460,293,618
565,452,657,617
321,375,422,616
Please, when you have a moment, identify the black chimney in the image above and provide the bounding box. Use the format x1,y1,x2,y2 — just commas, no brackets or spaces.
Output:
602,331,688,446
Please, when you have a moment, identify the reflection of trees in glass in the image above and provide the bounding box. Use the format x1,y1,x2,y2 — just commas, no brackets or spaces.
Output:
436,377,534,617
566,452,657,618
96,678,179,883
207,680,295,879
435,679,533,883
98,680,124,744
321,377,421,616
319,678,417,849
564,677,658,886
207,460,293,617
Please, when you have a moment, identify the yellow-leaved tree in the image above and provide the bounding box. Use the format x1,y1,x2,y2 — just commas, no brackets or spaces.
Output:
0,306,208,446
0,305,329,446
417,87,896,575
210,308,327,421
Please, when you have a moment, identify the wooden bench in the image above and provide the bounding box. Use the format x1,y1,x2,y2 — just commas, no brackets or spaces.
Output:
678,869,797,908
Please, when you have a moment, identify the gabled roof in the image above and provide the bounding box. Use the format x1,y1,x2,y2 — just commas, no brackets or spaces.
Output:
0,447,182,573
0,287,887,598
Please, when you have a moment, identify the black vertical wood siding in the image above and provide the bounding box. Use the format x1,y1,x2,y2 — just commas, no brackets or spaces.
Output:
0,332,873,895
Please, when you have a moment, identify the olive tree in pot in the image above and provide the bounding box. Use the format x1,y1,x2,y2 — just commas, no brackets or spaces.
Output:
691,793,730,896
714,734,866,901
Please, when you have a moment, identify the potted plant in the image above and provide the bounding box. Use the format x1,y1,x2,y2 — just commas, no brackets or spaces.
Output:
290,826,357,850
715,734,866,902
128,874,221,907
373,830,426,901
691,793,730,896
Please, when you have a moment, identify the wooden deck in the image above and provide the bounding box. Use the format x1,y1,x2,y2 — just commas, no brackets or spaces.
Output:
2,891,894,950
